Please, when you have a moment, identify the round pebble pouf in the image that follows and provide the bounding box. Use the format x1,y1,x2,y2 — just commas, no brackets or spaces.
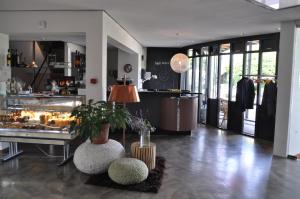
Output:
108,158,149,185
73,139,125,174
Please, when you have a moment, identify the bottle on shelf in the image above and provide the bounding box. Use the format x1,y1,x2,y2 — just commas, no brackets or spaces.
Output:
6,49,11,67
75,50,81,68
16,50,20,66
11,49,17,67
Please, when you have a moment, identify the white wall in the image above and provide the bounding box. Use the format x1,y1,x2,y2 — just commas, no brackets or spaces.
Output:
0,33,10,150
117,49,139,86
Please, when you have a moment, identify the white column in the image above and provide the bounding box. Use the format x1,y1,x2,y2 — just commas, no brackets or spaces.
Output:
287,27,300,156
273,21,298,157
0,33,10,151
85,13,106,101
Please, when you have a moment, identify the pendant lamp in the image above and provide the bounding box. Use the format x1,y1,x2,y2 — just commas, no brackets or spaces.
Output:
170,53,189,73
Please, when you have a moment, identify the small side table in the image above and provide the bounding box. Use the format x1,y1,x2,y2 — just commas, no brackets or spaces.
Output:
131,142,156,170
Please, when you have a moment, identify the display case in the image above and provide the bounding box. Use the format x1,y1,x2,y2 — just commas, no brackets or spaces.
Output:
0,94,85,165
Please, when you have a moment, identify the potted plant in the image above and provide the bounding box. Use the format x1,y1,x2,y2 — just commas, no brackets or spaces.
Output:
71,100,131,144
130,116,156,147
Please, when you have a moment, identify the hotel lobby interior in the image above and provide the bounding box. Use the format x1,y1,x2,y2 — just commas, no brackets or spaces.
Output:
1,0,300,199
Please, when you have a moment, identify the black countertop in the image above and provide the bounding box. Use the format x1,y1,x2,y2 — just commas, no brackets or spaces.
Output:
137,90,202,95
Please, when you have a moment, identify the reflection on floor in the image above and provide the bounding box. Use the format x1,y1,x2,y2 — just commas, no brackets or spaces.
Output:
243,120,255,136
218,112,228,129
1,125,300,199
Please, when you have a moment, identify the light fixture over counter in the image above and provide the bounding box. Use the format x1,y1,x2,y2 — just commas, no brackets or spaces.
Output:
170,53,189,73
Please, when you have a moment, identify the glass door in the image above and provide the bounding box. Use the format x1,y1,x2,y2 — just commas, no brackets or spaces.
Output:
193,57,200,93
243,45,259,136
218,54,230,129
230,54,244,101
186,57,193,91
209,56,218,99
199,56,208,123
259,51,277,104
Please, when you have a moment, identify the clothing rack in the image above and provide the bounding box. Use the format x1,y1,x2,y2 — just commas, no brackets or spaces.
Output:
240,74,277,82
239,74,277,77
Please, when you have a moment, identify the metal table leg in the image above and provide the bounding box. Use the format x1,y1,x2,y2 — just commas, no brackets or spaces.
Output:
57,143,73,166
1,142,23,162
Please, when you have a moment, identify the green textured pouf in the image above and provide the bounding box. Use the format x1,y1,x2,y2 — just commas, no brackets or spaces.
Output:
108,158,149,185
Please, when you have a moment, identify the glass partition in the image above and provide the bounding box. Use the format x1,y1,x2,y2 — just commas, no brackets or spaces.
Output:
209,56,218,99
193,57,200,93
259,51,277,105
199,56,209,123
186,58,193,91
246,40,260,52
231,54,244,101
218,55,230,128
245,53,259,75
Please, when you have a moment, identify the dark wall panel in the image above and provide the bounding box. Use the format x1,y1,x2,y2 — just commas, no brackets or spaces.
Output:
144,47,183,90
227,101,243,133
206,98,218,127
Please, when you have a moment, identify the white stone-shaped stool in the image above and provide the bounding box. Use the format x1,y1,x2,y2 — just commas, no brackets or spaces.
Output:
73,139,125,174
108,158,149,185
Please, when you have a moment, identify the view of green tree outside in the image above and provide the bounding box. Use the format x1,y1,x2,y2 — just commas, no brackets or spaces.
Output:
231,54,243,101
262,52,277,76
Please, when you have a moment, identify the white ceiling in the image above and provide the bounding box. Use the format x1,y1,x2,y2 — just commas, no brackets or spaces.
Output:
9,32,86,46
1,0,300,47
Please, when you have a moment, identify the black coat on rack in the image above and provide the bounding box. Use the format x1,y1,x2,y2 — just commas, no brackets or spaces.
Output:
261,81,277,117
236,77,255,112
255,81,277,142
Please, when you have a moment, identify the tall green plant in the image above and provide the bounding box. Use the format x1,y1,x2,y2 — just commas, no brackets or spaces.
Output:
70,100,131,140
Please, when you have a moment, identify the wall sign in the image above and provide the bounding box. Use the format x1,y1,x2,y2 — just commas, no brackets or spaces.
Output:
154,61,170,66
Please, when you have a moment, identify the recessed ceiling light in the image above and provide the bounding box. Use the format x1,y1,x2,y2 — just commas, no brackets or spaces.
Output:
247,0,300,10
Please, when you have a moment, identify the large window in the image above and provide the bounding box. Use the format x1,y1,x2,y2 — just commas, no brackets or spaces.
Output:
200,56,208,95
261,52,277,76
184,33,279,134
186,58,193,91
259,51,277,104
209,56,218,99
231,54,243,101
193,57,200,92
219,55,230,100
245,53,259,75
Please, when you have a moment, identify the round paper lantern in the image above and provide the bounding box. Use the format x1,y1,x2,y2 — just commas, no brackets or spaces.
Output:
170,53,189,73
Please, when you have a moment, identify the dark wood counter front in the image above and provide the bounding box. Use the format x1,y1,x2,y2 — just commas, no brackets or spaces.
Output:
160,97,198,132
125,91,200,133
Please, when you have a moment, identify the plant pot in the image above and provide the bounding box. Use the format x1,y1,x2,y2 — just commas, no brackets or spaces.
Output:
91,123,110,144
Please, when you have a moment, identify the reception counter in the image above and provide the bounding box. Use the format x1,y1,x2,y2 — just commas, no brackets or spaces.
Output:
160,96,198,132
126,90,199,133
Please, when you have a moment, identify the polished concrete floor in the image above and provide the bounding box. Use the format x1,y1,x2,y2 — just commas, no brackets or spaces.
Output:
1,125,300,199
